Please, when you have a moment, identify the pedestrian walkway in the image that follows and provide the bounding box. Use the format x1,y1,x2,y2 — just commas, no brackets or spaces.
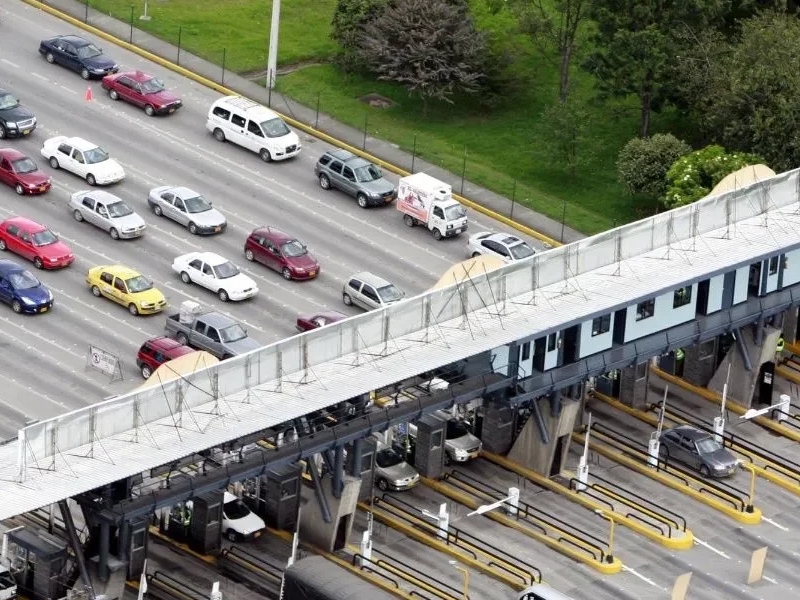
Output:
23,0,585,244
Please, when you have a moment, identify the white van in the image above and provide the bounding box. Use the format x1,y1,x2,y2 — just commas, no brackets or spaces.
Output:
206,95,301,162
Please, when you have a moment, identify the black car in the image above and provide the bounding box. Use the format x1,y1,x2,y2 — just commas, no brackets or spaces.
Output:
0,89,36,140
38,35,118,80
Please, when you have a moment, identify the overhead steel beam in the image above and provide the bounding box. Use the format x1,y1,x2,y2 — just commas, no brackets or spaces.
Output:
59,500,96,600
307,458,332,523
733,327,753,372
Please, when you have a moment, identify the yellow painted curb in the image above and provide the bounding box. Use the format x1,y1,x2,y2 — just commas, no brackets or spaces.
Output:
22,0,563,248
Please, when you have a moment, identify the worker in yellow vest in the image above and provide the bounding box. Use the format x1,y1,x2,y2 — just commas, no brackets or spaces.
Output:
777,336,785,356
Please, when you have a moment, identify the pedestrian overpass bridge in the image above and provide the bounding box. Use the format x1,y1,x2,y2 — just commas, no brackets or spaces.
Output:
1,168,799,521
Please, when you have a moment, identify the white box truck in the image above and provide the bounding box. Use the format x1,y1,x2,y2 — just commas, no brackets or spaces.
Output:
397,173,468,240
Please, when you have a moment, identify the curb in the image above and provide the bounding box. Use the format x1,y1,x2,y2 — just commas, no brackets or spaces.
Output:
22,0,562,248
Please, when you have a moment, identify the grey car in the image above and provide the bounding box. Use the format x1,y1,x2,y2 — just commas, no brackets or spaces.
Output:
343,271,405,311
374,444,419,492
315,149,396,208
148,185,227,235
658,425,739,478
68,189,146,239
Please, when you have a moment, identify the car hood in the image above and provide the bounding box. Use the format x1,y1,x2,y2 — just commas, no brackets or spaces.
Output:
360,178,396,196
287,253,319,270
109,212,146,229
225,273,257,291
133,288,166,305
225,336,263,355
189,208,226,227
380,461,418,482
17,283,50,303
83,55,116,70
16,171,50,187
38,240,72,259
146,89,181,106
92,158,125,176
448,433,481,451
223,511,265,535
705,448,738,467
0,104,35,123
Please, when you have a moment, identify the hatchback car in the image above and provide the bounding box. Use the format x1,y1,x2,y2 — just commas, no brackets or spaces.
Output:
42,136,125,186
136,336,194,379
0,260,53,314
342,272,405,311
86,265,167,315
221,491,266,541
172,251,258,302
0,217,74,270
39,35,118,79
468,232,536,263
374,442,420,492
296,310,347,332
0,149,50,195
148,186,226,235
102,71,182,116
244,227,319,281
69,190,146,239
0,88,36,139
658,425,739,478
315,149,397,208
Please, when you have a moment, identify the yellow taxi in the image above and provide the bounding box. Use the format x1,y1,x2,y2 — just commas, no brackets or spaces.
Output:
86,264,167,315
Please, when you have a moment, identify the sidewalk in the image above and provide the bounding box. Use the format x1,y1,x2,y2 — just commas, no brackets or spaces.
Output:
32,0,585,244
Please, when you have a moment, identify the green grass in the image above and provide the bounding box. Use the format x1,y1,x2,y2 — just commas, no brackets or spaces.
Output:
87,0,675,235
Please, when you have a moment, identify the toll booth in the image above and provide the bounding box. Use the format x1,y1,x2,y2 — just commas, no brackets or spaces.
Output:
412,415,446,479
126,518,149,581
188,491,223,555
347,437,376,501
243,464,303,531
756,361,776,405
5,527,69,600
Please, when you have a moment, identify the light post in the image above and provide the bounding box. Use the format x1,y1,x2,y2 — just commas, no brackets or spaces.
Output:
266,0,281,90
140,0,151,21
594,509,615,563
449,561,469,600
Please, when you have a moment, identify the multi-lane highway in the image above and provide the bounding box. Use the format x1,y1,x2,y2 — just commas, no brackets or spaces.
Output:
0,2,539,440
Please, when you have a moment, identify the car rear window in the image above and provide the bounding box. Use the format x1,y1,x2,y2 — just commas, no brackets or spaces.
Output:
318,154,332,166
212,107,231,120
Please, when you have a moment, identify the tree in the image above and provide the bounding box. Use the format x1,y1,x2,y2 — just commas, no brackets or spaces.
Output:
617,134,691,200
331,0,388,72
358,0,486,114
539,96,593,178
584,0,724,138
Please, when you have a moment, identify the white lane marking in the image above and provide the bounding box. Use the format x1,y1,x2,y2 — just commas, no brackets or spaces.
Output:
764,576,778,584
60,86,78,95
620,565,665,590
762,517,789,531
0,372,67,412
31,72,49,81
693,537,731,559
1,59,20,68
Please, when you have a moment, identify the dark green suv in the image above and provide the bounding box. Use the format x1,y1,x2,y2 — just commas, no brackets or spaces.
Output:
314,149,397,208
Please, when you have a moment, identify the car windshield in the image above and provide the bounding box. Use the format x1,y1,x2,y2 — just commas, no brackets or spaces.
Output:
12,158,38,175
281,240,307,257
107,201,133,218
76,43,102,59
260,117,291,138
32,230,58,247
214,261,239,279
354,164,382,182
84,147,110,164
125,275,153,293
184,195,212,214
9,270,39,290
223,498,250,520
220,324,247,342
696,437,722,455
141,77,165,94
377,284,403,303
509,242,535,260
376,449,404,469
0,93,20,110
445,204,467,220
446,420,469,440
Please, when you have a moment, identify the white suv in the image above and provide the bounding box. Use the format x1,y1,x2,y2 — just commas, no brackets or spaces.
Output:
206,95,300,162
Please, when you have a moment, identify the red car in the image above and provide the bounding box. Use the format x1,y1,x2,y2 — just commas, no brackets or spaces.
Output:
0,217,74,269
101,71,182,116
296,311,347,332
0,148,51,195
136,336,195,378
244,227,320,281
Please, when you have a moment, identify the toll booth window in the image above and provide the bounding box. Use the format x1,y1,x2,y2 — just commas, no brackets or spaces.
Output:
132,530,145,550
769,256,779,275
547,333,558,351
430,430,443,450
521,341,531,361
592,314,611,336
635,299,655,321
672,286,692,308
280,480,296,498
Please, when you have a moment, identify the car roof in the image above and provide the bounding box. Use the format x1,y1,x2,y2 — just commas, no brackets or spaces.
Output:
215,95,279,121
117,71,153,83
324,149,371,168
2,217,46,232
191,252,228,266
144,336,194,355
62,137,101,152
0,259,26,275
350,271,393,288
93,264,141,279
252,226,294,243
483,232,524,245
0,149,27,161
670,425,709,440
200,312,238,328
56,35,92,47
170,186,201,200
81,190,124,204
303,311,347,322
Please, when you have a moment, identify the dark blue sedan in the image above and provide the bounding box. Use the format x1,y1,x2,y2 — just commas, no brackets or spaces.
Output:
0,260,53,314
38,35,118,80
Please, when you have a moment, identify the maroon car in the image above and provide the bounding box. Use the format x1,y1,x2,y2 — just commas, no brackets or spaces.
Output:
136,336,195,379
296,311,347,332
0,148,51,195
244,226,320,281
102,71,182,116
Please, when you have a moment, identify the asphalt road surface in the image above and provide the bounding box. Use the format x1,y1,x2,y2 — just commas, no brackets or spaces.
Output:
0,2,541,440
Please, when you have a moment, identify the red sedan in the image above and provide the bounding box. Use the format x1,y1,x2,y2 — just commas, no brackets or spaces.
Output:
0,148,51,195
102,71,182,116
244,226,320,281
296,311,347,332
0,217,74,269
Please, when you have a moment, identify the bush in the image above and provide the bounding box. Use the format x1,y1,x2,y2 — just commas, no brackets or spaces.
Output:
616,134,691,200
663,145,764,209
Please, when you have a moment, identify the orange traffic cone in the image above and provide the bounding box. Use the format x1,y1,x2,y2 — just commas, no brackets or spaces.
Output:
85,86,93,101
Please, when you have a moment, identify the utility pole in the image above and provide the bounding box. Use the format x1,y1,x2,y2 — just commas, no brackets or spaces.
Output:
266,0,281,89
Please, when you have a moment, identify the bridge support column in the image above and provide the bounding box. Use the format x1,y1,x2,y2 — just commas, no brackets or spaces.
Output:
782,307,798,344
348,437,376,501
299,474,360,553
59,500,95,599
332,446,345,499
479,402,515,454
618,362,649,409
682,338,718,387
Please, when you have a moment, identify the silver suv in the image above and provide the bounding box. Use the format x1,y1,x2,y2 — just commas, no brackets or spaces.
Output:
314,149,396,208
342,271,405,311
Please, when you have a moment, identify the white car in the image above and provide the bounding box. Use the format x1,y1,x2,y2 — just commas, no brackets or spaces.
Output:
68,190,146,239
172,251,258,302
222,491,265,541
467,231,536,263
40,136,125,186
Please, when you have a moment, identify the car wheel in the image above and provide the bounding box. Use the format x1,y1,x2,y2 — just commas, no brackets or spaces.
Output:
433,228,443,241
0,240,5,251
444,453,453,466
11,300,22,314
109,228,120,240
108,89,119,100
213,128,225,142
188,222,198,235
86,173,96,186
218,289,229,302
180,271,191,284
49,157,60,169
226,529,239,542
343,292,352,306
658,446,669,464
403,214,415,227
33,257,43,270
144,105,155,117
0,125,7,140
73,210,84,222
141,364,153,379
282,268,292,281
259,149,272,162
245,249,254,261
45,52,55,64
471,251,481,258
91,285,101,297
80,68,90,80
153,205,162,216
377,478,389,492
176,332,189,345
319,174,331,190
15,184,24,196
357,194,369,209
699,464,710,478
128,303,139,316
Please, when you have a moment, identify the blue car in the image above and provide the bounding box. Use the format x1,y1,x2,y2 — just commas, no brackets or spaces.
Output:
0,260,53,314
38,35,118,80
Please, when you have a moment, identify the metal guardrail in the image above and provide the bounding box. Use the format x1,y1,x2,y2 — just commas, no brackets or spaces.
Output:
146,571,208,600
218,546,283,596
352,547,462,600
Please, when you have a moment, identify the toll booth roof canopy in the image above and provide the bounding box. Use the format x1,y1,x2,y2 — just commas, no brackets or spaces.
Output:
7,528,68,559
282,556,397,600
